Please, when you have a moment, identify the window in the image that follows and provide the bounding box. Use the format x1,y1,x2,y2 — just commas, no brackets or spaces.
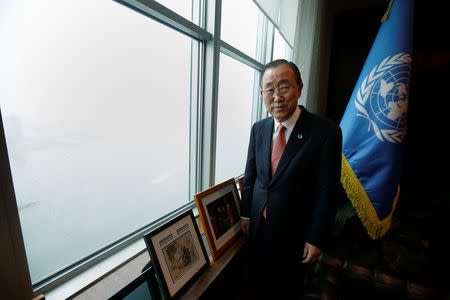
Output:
0,0,195,283
221,0,260,59
155,0,198,24
215,54,255,183
0,0,286,296
273,27,293,60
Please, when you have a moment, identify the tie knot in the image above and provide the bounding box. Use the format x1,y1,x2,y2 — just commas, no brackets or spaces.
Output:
277,124,286,133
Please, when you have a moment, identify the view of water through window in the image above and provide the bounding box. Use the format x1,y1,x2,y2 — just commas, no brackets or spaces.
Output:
215,54,254,183
0,0,291,285
0,1,192,282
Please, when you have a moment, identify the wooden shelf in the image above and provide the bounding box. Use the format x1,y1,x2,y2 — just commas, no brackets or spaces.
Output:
179,235,247,299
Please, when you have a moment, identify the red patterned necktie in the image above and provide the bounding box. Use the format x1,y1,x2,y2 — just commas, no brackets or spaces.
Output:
263,124,286,219
271,124,286,176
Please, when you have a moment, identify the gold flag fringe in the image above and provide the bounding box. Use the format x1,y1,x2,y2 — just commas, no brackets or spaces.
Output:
341,153,400,239
381,0,394,22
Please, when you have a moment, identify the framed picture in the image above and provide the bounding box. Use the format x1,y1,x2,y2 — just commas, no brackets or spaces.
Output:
144,210,209,299
108,266,161,300
194,178,242,260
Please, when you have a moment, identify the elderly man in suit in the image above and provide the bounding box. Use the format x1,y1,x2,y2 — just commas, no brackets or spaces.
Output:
241,59,342,298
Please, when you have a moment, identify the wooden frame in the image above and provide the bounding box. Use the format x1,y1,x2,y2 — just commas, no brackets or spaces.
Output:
144,210,209,299
194,178,242,260
237,175,244,199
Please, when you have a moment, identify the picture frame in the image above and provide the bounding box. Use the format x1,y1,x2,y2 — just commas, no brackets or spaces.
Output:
194,178,242,260
144,210,209,299
237,175,244,200
108,266,161,300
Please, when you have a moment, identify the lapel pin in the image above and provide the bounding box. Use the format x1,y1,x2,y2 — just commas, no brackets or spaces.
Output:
297,134,303,140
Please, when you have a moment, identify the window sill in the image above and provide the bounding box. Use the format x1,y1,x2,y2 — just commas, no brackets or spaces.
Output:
43,208,201,300
44,239,148,300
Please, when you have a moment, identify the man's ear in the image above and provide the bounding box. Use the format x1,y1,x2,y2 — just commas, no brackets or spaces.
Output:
297,82,304,97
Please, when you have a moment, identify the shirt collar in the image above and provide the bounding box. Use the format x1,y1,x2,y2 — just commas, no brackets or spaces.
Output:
274,105,301,132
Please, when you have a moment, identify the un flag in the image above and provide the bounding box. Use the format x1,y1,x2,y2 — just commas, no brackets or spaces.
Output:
340,0,414,239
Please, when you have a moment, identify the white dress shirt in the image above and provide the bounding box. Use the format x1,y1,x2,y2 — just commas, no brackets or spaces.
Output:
272,105,301,149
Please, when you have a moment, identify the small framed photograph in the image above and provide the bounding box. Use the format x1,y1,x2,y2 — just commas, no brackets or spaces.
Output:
144,210,209,299
194,178,242,260
108,266,162,300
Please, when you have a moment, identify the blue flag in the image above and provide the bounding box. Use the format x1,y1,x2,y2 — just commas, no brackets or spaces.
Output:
340,0,414,239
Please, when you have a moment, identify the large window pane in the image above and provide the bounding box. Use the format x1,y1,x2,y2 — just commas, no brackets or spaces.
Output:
273,27,292,60
215,54,255,183
0,1,193,283
221,0,259,59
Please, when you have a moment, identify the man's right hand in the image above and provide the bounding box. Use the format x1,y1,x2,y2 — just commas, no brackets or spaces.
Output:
241,219,250,236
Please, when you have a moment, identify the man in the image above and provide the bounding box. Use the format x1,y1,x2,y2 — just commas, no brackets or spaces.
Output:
241,59,342,298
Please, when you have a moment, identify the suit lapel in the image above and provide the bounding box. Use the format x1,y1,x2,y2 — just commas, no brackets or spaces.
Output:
261,117,274,185
270,106,310,184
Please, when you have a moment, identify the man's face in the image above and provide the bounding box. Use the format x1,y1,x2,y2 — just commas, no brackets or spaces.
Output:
260,64,303,123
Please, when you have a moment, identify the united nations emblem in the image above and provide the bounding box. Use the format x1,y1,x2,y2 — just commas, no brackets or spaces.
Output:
354,53,411,143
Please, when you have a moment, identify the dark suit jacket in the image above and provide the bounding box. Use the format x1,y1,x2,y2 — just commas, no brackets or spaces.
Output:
241,105,342,263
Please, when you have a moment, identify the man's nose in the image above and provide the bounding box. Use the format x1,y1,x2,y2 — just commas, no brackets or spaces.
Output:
273,92,284,101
